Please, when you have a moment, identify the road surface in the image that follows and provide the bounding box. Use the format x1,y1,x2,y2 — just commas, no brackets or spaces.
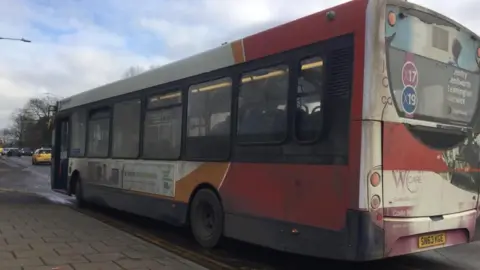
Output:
0,155,64,202
1,155,480,269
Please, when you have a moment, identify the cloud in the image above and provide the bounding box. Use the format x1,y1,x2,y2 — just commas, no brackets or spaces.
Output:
136,0,480,58
139,19,212,55
0,0,170,128
136,0,353,58
0,0,479,130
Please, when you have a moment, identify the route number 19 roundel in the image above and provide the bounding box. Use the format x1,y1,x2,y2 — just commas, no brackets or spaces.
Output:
402,86,417,115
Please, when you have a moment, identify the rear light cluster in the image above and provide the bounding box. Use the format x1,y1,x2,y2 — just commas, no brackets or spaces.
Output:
368,171,382,210
371,195,381,209
370,172,381,187
387,11,396,27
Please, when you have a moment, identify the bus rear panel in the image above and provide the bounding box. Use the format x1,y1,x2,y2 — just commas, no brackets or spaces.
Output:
363,0,480,258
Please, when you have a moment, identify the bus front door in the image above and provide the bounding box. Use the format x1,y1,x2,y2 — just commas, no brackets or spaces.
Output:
51,118,69,193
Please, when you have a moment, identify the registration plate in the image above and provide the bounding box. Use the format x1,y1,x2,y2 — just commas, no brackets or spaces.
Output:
418,232,446,248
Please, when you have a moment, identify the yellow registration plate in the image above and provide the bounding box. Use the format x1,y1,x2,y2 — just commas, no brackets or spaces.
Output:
418,232,446,248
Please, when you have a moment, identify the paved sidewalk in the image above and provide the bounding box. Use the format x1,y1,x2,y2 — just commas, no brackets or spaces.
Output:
0,191,205,270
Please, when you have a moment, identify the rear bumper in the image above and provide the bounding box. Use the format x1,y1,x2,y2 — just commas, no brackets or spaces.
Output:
384,209,477,257
223,209,386,261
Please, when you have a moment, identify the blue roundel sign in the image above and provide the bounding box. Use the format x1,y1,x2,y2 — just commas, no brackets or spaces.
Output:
401,86,417,115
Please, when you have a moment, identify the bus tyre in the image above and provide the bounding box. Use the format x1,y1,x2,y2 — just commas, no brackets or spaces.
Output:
75,178,86,208
190,189,224,249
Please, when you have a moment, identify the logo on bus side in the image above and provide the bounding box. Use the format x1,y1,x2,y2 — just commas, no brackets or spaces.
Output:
392,170,423,193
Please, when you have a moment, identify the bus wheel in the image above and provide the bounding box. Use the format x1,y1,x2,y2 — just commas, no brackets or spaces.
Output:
74,177,86,208
189,189,224,249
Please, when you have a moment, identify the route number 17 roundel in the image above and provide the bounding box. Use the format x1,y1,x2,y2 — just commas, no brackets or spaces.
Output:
402,61,418,88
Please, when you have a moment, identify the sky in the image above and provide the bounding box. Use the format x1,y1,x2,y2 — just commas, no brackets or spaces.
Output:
0,0,479,129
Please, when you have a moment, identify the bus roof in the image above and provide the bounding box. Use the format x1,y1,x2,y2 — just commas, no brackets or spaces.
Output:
57,0,367,111
58,42,241,111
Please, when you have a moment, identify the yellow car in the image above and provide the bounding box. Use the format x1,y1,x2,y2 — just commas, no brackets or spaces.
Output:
32,148,52,165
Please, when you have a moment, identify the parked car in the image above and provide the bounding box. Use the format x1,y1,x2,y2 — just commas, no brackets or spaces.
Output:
6,148,21,157
20,148,33,156
32,148,52,165
0,148,9,156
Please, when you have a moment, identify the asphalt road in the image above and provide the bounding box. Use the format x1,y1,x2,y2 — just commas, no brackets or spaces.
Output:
1,156,480,269
0,155,65,200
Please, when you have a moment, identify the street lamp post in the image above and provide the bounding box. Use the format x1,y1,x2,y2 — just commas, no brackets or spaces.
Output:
0,37,31,43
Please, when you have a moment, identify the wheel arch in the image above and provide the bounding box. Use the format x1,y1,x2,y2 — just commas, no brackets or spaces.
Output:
68,169,81,195
186,183,223,225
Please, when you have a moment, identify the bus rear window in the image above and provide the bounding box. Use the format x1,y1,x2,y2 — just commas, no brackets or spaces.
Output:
385,5,480,126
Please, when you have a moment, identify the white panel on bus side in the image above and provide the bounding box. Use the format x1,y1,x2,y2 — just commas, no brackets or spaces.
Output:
68,158,204,198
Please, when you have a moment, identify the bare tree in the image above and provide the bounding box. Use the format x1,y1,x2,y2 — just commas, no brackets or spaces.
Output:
1,127,16,146
23,97,54,120
6,96,58,148
8,109,29,142
122,66,145,79
122,65,161,79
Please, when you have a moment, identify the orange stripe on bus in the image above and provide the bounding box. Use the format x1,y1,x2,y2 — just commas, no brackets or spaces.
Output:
175,162,230,203
230,40,245,64
86,162,230,204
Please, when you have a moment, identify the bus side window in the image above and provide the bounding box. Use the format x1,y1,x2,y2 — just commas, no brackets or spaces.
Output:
112,99,141,158
295,56,324,142
237,65,289,143
186,77,232,160
70,110,86,157
142,91,182,160
87,109,111,158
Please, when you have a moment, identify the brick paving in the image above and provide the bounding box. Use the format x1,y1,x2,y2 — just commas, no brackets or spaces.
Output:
0,190,206,270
